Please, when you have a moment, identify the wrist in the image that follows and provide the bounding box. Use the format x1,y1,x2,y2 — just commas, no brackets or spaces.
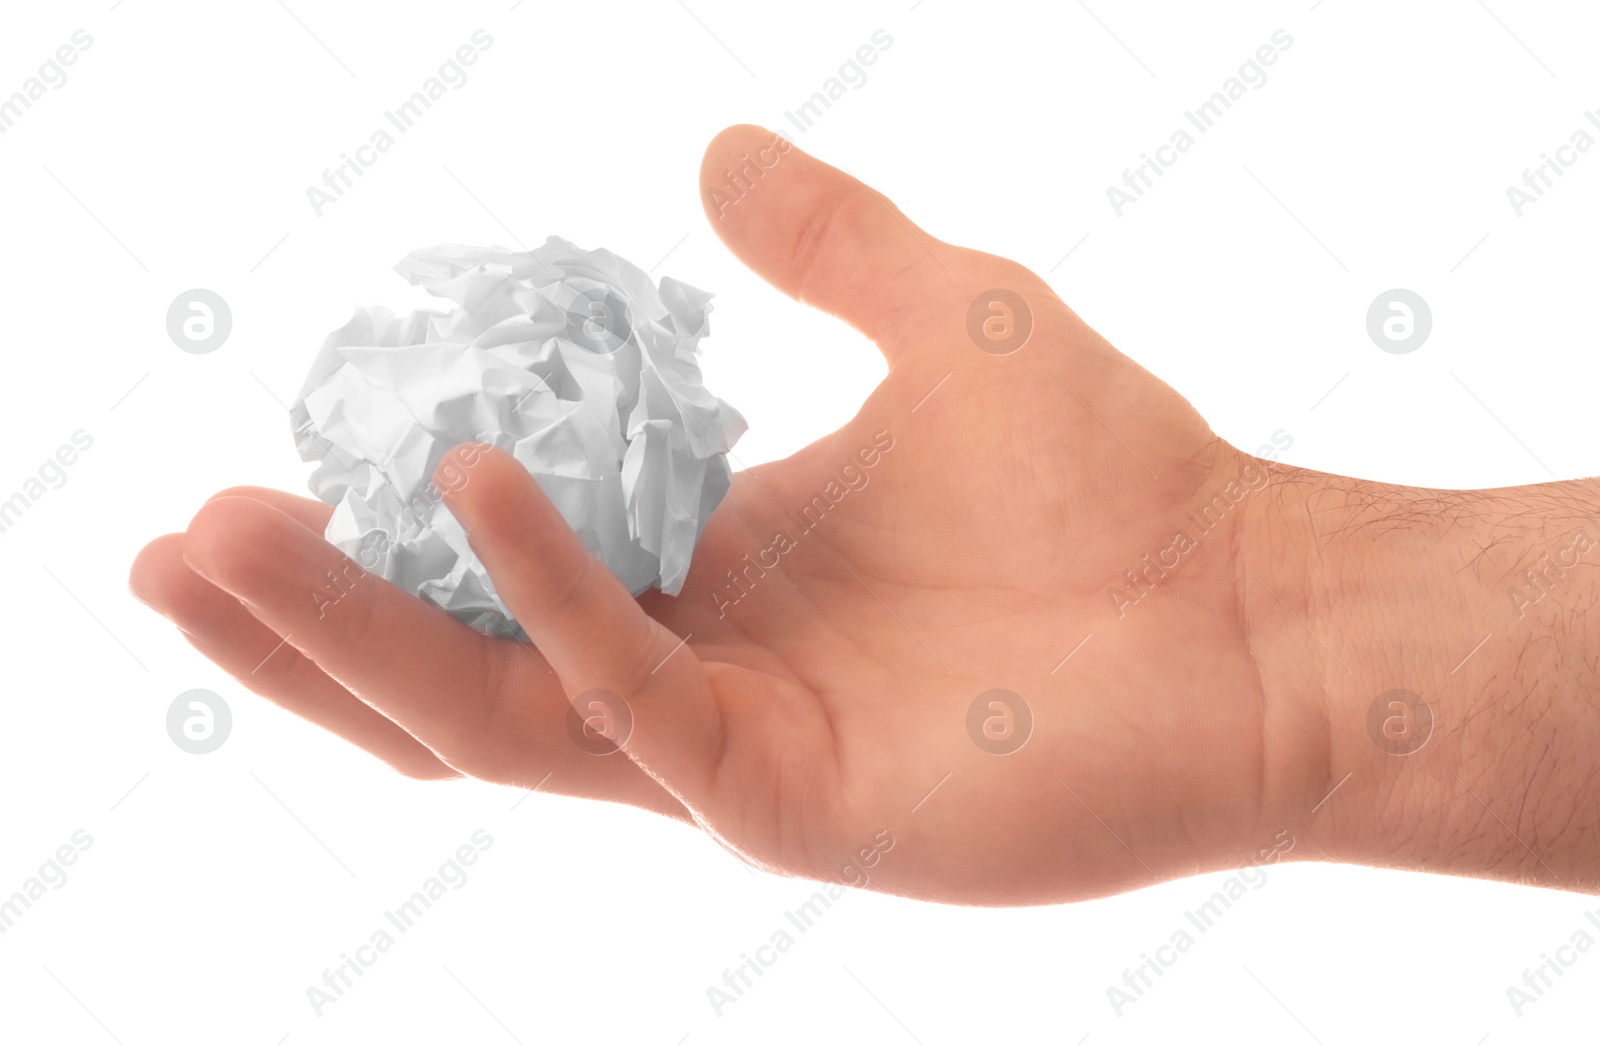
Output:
1240,461,1600,890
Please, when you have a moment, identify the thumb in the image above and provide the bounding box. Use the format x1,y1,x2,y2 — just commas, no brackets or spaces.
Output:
700,124,1049,362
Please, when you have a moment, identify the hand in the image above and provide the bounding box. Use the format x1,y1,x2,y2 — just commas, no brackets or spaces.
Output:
129,124,1600,905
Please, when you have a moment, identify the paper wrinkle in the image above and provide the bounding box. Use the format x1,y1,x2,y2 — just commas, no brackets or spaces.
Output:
289,236,745,639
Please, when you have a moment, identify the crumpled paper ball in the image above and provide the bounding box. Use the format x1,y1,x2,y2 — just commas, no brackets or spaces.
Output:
288,237,746,639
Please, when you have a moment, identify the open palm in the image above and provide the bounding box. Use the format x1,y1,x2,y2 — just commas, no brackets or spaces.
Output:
132,126,1313,906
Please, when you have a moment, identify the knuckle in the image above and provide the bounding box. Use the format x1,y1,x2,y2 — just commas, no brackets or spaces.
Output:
787,187,856,292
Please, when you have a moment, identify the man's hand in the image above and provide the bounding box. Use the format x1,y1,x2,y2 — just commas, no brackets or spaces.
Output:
128,125,1600,904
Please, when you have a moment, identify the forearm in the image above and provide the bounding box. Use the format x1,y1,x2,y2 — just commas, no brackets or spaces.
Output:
1241,461,1600,890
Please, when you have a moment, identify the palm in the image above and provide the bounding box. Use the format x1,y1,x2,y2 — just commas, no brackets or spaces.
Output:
132,127,1283,905
629,293,1274,901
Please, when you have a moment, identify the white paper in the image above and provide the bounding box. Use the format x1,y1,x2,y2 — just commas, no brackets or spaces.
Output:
288,237,746,639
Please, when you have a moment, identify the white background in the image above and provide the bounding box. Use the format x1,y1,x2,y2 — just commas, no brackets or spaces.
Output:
1,0,1598,1041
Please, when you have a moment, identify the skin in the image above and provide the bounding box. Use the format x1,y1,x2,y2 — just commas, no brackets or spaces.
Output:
129,125,1600,906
